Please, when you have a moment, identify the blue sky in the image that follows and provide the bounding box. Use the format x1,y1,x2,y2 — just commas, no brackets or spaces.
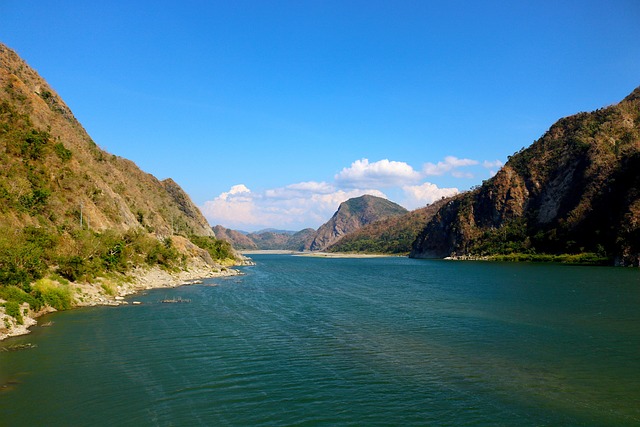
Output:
2,1,639,230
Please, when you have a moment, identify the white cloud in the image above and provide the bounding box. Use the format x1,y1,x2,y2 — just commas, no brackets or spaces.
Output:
202,156,488,231
201,184,258,228
202,183,386,230
423,156,479,176
402,182,459,210
218,184,251,200
335,158,421,188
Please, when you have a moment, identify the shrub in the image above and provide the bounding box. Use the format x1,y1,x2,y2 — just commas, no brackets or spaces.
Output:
189,235,236,261
0,285,42,311
56,255,87,282
3,301,23,324
33,278,72,310
53,142,72,162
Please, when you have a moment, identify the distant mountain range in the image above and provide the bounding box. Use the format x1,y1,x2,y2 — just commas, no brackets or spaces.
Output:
214,195,408,251
216,87,640,265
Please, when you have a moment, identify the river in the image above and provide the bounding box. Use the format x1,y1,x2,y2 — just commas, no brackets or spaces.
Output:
1,255,639,426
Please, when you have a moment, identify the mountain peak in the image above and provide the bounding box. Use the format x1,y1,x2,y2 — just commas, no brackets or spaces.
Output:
0,42,214,237
307,195,407,251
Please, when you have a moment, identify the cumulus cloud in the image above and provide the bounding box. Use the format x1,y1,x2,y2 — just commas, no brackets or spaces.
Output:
402,182,459,210
202,156,493,230
335,158,421,188
423,156,479,176
201,184,259,228
202,182,386,230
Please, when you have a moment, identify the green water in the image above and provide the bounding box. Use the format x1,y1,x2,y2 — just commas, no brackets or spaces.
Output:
1,255,639,426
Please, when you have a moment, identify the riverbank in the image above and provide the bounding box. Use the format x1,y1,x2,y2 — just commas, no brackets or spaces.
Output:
443,252,611,265
241,250,397,258
296,252,397,258
0,260,243,342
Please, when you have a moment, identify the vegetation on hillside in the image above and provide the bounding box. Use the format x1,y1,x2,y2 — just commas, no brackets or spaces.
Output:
0,43,239,327
189,235,237,264
328,198,449,254
308,195,408,251
411,87,640,265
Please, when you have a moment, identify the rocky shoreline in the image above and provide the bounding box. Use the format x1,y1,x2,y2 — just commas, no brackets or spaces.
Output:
0,261,244,342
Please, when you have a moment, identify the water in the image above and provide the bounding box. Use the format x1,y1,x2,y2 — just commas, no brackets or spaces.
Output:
1,255,639,426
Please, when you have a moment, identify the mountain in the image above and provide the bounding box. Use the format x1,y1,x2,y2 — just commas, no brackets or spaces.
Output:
254,228,299,235
213,225,258,250
214,225,316,251
306,195,408,251
411,86,640,266
327,197,451,254
248,228,317,250
0,42,240,331
0,43,213,237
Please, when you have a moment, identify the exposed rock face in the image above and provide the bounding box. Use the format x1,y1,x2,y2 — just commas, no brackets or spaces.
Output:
327,197,451,254
0,42,213,237
213,225,258,250
162,178,213,236
411,86,640,265
307,195,408,251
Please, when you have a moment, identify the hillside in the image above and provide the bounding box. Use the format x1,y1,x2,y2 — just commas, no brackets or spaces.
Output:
214,225,316,251
327,197,450,254
411,86,640,266
0,43,213,237
213,225,258,250
0,43,240,337
306,195,408,251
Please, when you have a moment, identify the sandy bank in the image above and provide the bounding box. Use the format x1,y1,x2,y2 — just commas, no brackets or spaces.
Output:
0,260,243,342
295,252,398,259
241,250,300,255
242,250,398,258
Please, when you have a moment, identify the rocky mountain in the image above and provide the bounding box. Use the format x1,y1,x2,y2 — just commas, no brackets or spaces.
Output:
0,42,245,308
327,197,450,254
214,225,316,251
213,225,258,250
0,43,214,237
307,195,408,251
411,86,640,266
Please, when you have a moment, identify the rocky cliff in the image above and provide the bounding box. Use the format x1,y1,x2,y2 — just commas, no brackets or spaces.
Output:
411,86,640,265
327,197,450,254
307,195,408,251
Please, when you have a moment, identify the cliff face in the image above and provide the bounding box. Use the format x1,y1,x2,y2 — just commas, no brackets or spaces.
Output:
213,225,257,250
411,87,640,265
307,195,408,251
0,43,213,237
